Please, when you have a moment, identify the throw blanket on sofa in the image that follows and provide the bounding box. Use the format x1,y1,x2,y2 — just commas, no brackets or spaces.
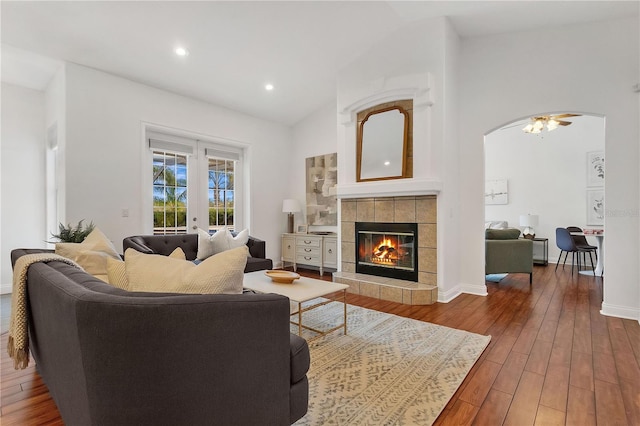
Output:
7,253,82,369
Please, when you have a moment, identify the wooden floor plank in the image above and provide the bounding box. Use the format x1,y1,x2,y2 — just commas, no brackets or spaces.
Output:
503,370,545,426
539,364,570,413
473,389,512,426
534,405,566,426
595,379,629,425
566,385,596,426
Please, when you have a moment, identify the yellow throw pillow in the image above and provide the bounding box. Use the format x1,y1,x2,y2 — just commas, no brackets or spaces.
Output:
55,227,120,277
107,257,128,290
125,246,248,294
107,247,186,291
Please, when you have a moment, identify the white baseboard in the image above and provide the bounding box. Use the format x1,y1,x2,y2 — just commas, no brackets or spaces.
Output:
600,302,640,322
437,285,461,303
1,284,12,295
460,282,489,297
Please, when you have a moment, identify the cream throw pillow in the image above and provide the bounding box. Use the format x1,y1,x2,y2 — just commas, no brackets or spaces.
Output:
125,245,248,294
196,227,250,260
55,227,120,278
107,247,186,290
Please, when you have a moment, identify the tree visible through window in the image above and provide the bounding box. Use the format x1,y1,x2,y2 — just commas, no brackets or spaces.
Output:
208,157,235,231
153,151,188,234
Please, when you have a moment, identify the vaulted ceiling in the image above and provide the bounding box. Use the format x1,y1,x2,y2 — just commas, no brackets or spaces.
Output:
2,1,637,125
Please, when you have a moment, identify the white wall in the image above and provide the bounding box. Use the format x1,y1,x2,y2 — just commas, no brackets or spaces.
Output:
61,63,293,260
459,18,639,320
485,115,605,264
290,101,339,234
1,83,47,292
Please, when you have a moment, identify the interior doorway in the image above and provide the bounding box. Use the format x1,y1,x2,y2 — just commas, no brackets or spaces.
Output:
483,113,605,267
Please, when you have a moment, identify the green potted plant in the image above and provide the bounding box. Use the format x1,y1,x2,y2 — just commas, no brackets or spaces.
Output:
50,220,95,243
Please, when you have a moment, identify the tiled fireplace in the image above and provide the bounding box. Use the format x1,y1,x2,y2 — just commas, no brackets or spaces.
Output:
334,195,437,305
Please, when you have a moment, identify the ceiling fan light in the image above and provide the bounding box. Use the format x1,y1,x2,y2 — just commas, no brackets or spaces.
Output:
523,123,534,133
547,119,559,131
533,120,544,131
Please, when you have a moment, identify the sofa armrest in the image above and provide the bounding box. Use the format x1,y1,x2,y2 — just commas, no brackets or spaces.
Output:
247,236,266,259
122,236,155,255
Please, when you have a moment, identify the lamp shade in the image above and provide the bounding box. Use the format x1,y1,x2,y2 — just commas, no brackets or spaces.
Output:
519,214,539,227
282,199,300,213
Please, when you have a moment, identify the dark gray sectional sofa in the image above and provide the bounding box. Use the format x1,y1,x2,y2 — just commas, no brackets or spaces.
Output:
123,233,273,272
10,248,309,425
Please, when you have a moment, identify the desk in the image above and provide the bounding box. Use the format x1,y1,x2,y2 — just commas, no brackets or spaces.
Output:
571,232,604,276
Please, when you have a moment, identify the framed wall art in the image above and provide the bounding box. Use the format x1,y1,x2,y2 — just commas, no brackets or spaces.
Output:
586,189,604,226
587,151,604,187
305,153,338,226
485,179,508,205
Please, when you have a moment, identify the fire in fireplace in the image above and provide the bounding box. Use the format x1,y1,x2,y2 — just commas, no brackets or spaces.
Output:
355,222,418,281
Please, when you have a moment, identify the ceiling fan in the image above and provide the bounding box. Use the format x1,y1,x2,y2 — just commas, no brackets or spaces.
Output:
503,113,582,134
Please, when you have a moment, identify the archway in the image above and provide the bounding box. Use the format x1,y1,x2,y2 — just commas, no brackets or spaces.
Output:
483,113,605,274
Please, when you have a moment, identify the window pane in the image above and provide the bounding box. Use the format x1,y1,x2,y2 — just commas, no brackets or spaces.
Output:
207,156,236,231
153,150,188,235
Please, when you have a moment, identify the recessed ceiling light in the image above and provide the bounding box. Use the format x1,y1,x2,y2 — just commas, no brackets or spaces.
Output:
384,161,390,166
265,83,274,91
175,47,189,57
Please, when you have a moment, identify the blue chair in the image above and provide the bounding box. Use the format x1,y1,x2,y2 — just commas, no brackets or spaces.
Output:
555,227,595,275
567,226,598,271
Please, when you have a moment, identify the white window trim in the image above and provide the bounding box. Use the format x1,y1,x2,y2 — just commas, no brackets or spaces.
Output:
141,122,251,234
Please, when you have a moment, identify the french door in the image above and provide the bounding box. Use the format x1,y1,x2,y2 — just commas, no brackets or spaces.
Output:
149,133,243,235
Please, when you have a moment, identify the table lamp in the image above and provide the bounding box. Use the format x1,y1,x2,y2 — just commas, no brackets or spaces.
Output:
282,199,300,234
519,214,539,239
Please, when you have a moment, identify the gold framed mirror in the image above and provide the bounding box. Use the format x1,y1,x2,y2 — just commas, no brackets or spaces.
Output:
356,99,413,182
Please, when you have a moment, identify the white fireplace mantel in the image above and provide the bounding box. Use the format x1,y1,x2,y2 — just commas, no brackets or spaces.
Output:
336,177,442,199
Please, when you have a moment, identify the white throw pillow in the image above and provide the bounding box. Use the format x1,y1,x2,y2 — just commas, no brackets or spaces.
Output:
229,228,249,249
125,245,248,294
107,247,186,290
196,227,229,259
196,227,249,259
55,227,120,278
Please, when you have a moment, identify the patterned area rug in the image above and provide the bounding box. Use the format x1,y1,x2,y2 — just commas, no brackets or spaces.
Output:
292,301,491,425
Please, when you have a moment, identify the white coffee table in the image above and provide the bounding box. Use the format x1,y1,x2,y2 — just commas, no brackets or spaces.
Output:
243,271,349,340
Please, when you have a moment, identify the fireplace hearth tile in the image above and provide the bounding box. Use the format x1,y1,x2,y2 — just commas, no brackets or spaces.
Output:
333,272,437,305
359,281,381,299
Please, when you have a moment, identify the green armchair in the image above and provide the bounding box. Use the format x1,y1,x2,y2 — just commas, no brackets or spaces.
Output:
485,228,533,284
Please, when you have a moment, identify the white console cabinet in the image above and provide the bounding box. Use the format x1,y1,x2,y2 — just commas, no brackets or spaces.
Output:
281,233,337,276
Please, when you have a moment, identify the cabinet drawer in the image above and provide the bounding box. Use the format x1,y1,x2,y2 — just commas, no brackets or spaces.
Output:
296,254,321,266
296,246,320,256
296,237,321,248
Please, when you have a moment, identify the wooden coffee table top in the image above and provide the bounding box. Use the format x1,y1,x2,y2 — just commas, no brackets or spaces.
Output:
243,270,348,303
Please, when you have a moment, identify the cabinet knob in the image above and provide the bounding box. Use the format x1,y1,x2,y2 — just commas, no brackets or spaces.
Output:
328,249,333,253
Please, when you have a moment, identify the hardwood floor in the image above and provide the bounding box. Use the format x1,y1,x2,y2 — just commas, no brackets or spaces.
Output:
1,265,639,425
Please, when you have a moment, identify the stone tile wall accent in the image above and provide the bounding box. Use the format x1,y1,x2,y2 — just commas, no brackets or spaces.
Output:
340,195,437,285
